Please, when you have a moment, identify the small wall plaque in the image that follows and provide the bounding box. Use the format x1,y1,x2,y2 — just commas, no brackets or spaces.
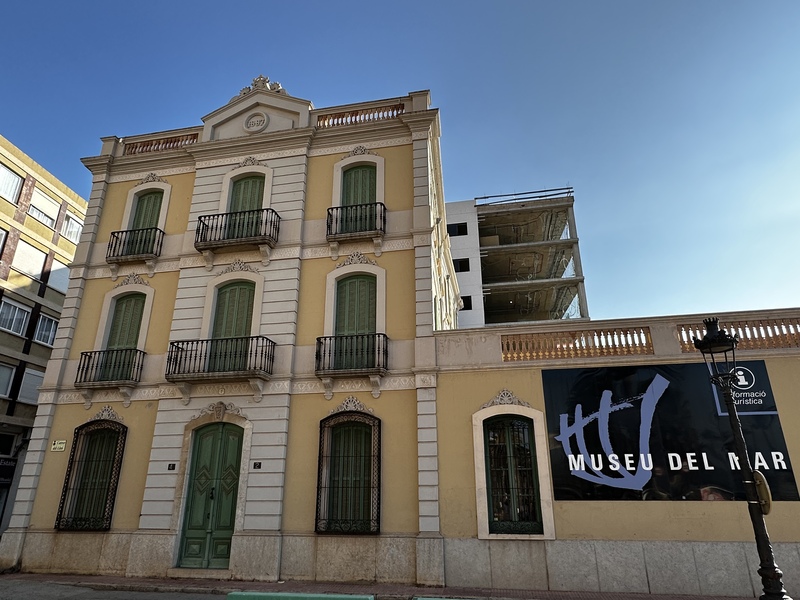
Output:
51,440,66,452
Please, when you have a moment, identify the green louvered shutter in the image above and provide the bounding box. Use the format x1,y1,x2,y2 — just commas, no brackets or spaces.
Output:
341,166,377,234
103,293,145,380
228,176,264,239
334,275,376,369
342,166,376,206
127,191,162,255
210,281,255,371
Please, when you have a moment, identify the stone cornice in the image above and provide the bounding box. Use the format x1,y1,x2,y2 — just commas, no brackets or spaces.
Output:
399,109,440,136
80,154,114,175
187,127,315,162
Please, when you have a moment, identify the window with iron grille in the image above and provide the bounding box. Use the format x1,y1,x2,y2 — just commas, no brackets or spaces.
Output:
484,415,543,534
316,411,380,534
55,419,127,531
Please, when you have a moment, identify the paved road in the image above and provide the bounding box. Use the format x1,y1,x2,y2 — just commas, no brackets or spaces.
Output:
0,579,223,600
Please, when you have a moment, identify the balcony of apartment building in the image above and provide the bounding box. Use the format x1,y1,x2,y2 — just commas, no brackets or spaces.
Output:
75,348,146,403
475,188,588,324
315,333,388,399
326,202,386,248
106,227,165,278
194,208,281,267
165,336,276,401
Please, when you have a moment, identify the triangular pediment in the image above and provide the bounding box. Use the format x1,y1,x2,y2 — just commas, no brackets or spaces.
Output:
201,75,313,142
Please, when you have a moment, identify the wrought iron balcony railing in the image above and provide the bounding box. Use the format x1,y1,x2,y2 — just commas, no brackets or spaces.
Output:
195,208,280,251
165,335,275,382
75,349,145,386
315,334,388,376
327,203,386,241
106,228,165,263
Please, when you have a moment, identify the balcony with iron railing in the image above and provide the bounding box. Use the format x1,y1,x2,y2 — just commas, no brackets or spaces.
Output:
165,336,276,383
326,203,386,242
195,208,281,254
315,334,389,377
106,228,165,264
75,349,146,387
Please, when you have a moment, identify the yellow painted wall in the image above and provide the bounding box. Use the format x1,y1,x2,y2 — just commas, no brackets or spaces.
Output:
94,172,195,242
28,400,159,530
68,271,179,360
295,250,416,346
282,390,419,534
437,362,800,542
305,145,414,220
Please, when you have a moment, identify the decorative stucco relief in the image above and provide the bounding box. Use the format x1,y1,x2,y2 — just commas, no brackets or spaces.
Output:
90,405,124,423
108,166,194,184
480,389,532,410
331,396,373,415
308,137,411,157
191,401,246,422
337,251,376,268
139,173,167,185
196,147,306,169
219,259,256,274
114,273,150,288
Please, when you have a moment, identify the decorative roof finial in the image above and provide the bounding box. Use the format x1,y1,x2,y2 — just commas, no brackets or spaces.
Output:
232,74,284,102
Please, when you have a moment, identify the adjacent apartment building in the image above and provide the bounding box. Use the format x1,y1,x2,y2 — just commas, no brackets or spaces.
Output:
0,135,87,534
0,80,798,597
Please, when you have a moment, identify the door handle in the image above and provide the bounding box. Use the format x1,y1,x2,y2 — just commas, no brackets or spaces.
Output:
210,486,215,500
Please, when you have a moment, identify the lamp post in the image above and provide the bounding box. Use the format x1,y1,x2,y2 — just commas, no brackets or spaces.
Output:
693,317,792,600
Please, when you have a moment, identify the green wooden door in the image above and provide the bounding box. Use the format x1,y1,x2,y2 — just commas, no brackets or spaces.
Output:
209,282,255,372
179,422,243,568
126,191,162,255
227,176,264,240
341,166,376,233
334,275,376,369
101,293,144,380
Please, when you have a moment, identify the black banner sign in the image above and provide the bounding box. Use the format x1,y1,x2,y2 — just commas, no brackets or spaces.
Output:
542,361,798,501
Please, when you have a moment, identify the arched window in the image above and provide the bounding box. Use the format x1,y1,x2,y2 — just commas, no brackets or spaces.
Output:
316,411,380,534
472,400,555,539
55,419,127,531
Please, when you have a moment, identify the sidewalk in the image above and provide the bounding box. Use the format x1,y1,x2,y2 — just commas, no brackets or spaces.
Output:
0,572,756,600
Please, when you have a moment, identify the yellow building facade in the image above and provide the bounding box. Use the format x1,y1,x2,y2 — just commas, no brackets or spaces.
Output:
0,79,798,597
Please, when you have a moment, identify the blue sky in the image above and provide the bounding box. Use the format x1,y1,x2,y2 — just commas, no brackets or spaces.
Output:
2,1,798,319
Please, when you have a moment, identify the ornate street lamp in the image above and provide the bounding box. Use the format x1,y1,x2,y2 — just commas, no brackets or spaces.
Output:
694,317,791,600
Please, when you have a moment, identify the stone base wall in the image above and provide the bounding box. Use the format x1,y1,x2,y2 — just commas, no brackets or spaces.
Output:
8,531,800,596
443,538,800,597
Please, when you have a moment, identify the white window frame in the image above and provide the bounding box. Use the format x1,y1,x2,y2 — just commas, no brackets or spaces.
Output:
34,314,59,346
121,180,172,232
0,163,23,205
94,283,155,351
331,154,385,208
218,164,274,213
323,262,386,337
61,213,83,243
48,259,70,294
472,400,555,540
199,270,264,339
0,364,14,398
0,298,32,337
11,240,46,280
27,188,61,229
17,368,45,405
